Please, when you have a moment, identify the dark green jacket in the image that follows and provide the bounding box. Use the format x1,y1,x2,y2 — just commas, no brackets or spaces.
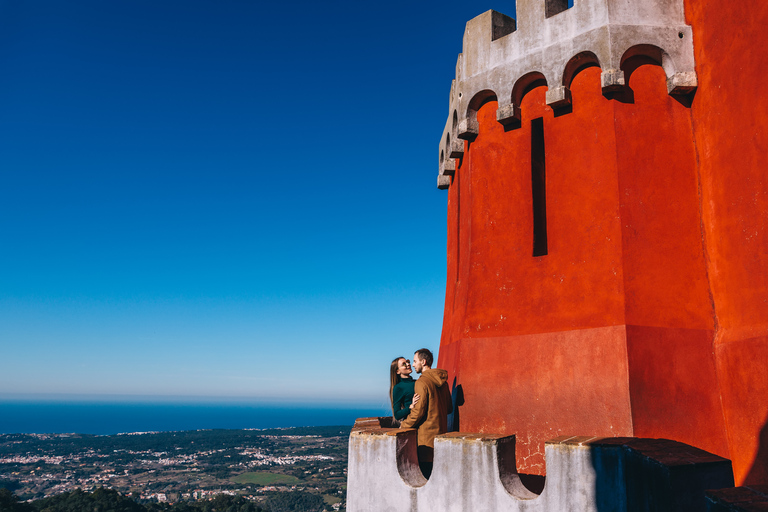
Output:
392,377,416,420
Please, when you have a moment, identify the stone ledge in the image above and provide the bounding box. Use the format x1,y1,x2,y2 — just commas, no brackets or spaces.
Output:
351,427,402,436
438,432,510,441
352,416,397,430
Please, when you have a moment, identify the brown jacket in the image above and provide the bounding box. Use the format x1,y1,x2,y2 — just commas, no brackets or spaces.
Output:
400,368,453,451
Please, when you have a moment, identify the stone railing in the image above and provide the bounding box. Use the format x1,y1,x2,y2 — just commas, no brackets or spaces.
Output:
347,418,735,512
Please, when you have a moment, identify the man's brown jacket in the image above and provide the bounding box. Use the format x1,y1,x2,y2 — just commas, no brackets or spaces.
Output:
400,368,453,452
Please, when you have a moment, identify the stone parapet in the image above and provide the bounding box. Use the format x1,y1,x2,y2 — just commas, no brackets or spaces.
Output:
347,419,734,512
437,0,698,184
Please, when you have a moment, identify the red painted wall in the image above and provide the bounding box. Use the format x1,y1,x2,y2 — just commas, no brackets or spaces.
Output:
441,69,637,475
438,10,768,482
613,63,728,462
683,0,768,486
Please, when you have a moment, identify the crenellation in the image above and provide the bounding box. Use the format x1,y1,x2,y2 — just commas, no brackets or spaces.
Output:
437,0,698,185
491,11,517,41
544,0,570,19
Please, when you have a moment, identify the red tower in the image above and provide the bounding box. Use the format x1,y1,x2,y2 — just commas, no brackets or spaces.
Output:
437,0,768,486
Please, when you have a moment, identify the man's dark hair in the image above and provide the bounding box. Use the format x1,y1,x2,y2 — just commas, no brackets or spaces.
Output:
415,348,433,368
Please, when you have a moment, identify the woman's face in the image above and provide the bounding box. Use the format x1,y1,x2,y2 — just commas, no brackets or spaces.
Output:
397,358,412,377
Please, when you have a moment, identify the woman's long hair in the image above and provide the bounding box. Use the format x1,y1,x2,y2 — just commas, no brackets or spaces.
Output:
390,357,404,417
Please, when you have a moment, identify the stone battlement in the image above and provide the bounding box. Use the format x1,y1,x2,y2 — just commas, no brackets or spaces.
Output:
437,0,697,187
347,418,735,512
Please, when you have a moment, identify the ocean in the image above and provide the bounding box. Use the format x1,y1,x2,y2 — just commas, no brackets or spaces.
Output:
0,401,389,435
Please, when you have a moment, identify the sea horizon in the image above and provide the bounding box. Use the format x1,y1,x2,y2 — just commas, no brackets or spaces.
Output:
0,398,390,436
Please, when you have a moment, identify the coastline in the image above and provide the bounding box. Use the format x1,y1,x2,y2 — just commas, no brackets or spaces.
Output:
0,401,387,435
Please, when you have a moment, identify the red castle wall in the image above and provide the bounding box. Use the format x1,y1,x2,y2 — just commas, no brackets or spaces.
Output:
683,0,768,486
438,1,768,485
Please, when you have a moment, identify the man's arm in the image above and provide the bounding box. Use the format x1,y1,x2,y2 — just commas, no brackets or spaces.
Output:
400,381,427,428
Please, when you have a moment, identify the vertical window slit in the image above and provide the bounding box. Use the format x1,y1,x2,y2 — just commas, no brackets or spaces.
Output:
456,169,461,284
452,169,461,312
531,117,548,257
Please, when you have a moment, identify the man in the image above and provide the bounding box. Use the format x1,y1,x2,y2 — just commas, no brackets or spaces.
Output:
399,348,453,478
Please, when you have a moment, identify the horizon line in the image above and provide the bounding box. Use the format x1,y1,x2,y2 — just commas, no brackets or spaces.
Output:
0,392,386,408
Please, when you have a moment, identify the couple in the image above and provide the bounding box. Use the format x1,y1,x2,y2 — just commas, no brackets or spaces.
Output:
389,348,453,478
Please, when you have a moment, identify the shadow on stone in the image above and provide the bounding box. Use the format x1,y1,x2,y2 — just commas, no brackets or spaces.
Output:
518,473,546,495
590,437,734,512
448,378,464,433
603,87,635,104
746,417,768,486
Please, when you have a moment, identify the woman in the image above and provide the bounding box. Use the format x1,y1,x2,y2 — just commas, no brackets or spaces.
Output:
390,356,420,423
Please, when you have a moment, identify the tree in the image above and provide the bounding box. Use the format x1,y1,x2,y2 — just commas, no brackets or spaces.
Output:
265,492,324,512
0,489,34,512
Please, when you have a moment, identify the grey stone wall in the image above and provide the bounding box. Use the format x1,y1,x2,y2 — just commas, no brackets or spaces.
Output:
347,419,734,512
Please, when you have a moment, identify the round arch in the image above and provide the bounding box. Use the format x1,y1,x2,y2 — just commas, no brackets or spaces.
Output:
562,51,601,88
511,72,548,108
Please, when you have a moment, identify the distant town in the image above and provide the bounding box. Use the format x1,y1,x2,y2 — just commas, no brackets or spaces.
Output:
0,426,349,511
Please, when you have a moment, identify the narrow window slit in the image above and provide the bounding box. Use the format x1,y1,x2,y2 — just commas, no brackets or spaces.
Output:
456,169,461,284
531,117,548,256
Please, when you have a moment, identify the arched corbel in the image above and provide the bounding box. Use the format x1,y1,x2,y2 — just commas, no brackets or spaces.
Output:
617,44,698,103
460,90,497,140
657,45,697,96
551,51,600,112
501,72,548,129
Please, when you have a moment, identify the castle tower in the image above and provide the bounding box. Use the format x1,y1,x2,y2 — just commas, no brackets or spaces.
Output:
436,0,768,486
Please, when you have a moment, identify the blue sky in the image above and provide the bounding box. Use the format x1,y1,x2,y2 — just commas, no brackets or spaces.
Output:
0,0,512,408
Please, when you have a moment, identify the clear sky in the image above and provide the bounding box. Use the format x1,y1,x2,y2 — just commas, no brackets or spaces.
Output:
0,0,512,408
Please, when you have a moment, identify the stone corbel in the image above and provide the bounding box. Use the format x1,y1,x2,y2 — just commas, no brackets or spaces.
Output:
496,103,521,130
666,71,697,97
457,114,479,141
442,159,456,177
545,86,572,110
601,69,625,93
449,138,464,158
